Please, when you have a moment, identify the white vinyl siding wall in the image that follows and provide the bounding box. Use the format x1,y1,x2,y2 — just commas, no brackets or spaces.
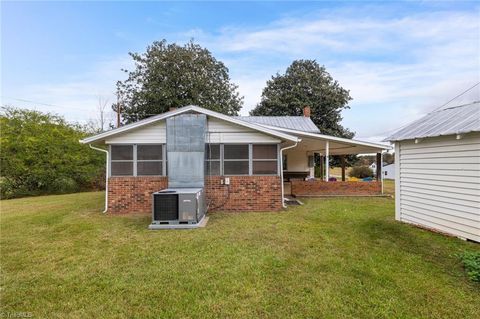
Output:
105,118,281,144
396,132,480,242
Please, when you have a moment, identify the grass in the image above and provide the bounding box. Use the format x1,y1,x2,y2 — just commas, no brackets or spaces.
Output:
1,192,479,318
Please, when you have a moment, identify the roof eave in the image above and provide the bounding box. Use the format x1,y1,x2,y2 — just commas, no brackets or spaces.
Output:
251,124,392,150
80,105,299,144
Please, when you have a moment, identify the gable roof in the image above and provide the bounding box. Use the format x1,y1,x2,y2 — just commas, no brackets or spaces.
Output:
385,101,480,142
234,116,320,133
80,105,300,144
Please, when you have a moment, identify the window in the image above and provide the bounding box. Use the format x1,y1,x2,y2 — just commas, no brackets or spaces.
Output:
205,144,221,176
110,144,164,176
223,144,249,175
252,144,278,175
137,145,163,176
282,154,288,170
111,145,133,176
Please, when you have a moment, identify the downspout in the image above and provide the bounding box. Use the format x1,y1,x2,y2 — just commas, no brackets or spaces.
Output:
89,144,109,213
280,141,298,208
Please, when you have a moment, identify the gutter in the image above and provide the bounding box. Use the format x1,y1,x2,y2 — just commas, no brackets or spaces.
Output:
89,144,109,213
280,141,299,208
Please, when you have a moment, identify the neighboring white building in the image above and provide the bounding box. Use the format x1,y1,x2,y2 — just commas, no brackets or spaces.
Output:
382,163,395,180
386,101,480,242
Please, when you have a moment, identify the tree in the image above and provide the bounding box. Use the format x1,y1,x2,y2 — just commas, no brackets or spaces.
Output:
383,152,394,165
250,60,354,138
0,107,105,198
85,96,114,133
115,40,243,123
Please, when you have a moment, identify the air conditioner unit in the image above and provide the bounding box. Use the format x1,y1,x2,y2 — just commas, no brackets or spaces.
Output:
150,188,206,227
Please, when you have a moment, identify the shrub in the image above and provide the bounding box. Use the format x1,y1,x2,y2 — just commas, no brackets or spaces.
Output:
349,166,374,179
458,251,480,282
0,107,105,198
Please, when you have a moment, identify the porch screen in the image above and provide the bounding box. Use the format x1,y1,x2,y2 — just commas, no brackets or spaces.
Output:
223,144,249,175
111,145,133,176
137,145,163,176
205,144,221,176
252,144,278,175
110,144,164,176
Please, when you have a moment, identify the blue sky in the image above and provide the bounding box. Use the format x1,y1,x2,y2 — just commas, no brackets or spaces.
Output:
1,1,479,141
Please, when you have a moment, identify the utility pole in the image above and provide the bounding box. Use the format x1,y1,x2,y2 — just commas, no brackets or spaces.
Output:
116,93,122,128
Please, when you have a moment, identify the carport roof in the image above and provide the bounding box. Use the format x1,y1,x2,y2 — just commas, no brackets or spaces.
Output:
257,125,391,154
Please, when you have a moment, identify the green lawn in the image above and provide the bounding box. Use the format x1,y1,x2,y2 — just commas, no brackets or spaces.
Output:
1,192,479,319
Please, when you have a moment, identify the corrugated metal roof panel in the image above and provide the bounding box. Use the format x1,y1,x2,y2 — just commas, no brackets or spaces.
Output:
234,116,320,133
385,101,480,141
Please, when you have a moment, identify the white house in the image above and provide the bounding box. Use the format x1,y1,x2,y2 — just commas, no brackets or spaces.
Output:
382,163,395,180
386,101,480,242
81,105,390,216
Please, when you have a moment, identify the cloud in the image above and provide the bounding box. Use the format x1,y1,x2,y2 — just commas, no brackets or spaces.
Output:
3,4,478,141
183,7,479,139
2,55,132,124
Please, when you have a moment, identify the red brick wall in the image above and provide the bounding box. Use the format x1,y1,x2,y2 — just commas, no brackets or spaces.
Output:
291,179,381,196
107,175,282,213
205,176,282,212
108,177,168,214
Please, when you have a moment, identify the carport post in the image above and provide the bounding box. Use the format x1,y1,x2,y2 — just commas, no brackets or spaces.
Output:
325,141,330,182
340,155,346,181
381,151,384,194
376,153,382,181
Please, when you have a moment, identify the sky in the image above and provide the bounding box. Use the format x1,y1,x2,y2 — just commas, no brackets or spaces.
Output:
1,1,479,141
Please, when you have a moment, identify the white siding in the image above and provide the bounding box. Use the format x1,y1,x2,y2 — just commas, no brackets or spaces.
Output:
283,148,309,172
383,164,395,180
106,122,166,144
105,117,281,144
397,132,480,242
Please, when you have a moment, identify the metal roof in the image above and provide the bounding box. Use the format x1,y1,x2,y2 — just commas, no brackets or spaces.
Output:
385,101,480,141
234,116,320,133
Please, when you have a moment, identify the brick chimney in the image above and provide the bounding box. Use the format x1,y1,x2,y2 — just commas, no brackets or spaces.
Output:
303,106,311,117
169,107,177,112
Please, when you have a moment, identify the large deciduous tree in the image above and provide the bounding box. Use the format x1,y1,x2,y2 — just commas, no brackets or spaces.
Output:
115,40,243,123
250,60,354,138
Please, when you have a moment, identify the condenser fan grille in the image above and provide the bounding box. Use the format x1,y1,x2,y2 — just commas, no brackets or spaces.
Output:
153,194,178,220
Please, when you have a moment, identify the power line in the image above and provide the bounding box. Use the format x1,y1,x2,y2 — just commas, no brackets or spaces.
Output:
374,82,480,138
0,96,162,117
0,96,93,112
429,81,480,113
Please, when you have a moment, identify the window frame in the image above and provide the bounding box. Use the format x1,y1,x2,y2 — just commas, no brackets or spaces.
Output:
221,143,280,176
222,143,250,176
109,144,166,177
109,144,134,177
205,143,222,176
136,144,164,176
252,144,279,176
109,143,280,177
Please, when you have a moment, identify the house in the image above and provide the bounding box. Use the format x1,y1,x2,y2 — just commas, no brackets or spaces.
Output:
386,101,480,242
382,163,395,180
81,105,390,215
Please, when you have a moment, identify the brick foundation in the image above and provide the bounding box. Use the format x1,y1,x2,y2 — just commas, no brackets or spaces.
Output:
205,176,282,212
107,175,282,214
108,177,168,214
291,179,381,196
